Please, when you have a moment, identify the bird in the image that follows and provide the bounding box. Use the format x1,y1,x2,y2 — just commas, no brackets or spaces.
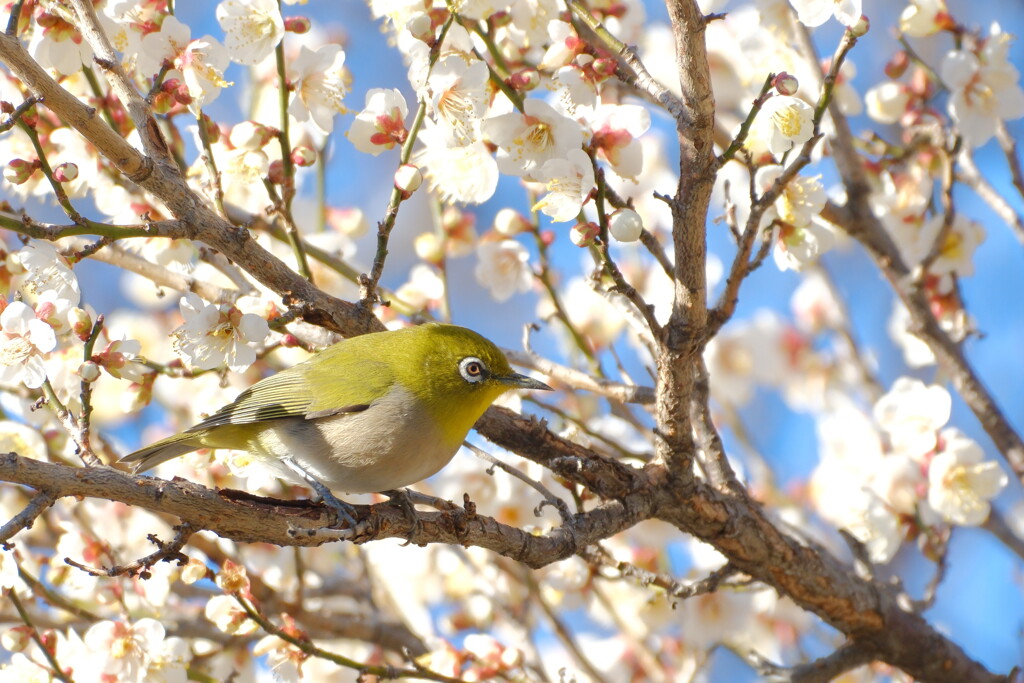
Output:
121,323,552,525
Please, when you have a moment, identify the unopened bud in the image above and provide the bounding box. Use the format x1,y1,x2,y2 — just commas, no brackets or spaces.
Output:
78,360,101,383
173,83,193,106
406,12,433,42
69,307,92,340
181,558,208,584
0,626,31,653
53,162,78,183
773,72,799,96
885,51,910,79
394,164,422,196
291,145,316,167
849,14,869,37
280,333,301,348
507,68,540,91
200,113,220,144
230,121,273,150
151,91,174,114
494,208,531,236
268,159,285,184
608,208,643,242
284,16,310,34
414,233,444,263
4,158,36,185
326,206,369,238
0,101,14,114
592,57,617,79
570,222,600,247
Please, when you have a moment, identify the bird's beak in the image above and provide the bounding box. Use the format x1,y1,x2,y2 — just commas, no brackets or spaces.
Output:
501,373,553,391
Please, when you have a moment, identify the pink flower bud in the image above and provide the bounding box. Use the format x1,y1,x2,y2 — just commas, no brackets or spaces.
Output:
53,162,78,183
327,207,369,238
592,57,617,79
885,51,909,79
78,360,101,383
570,222,600,247
69,307,92,340
173,83,193,105
0,626,32,653
268,159,285,184
230,121,273,150
284,16,310,34
291,145,317,167
200,113,220,144
850,14,869,37
394,164,422,196
507,68,540,91
773,72,799,96
4,158,37,185
493,208,531,236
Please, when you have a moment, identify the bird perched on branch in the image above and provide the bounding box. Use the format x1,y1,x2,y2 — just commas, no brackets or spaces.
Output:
122,323,551,525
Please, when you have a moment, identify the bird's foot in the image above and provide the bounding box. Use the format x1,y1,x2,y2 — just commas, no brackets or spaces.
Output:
381,488,422,544
281,456,359,529
316,489,359,529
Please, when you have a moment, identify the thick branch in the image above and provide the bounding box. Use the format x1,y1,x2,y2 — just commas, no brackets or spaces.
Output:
0,30,375,338
0,453,654,570
655,481,1003,683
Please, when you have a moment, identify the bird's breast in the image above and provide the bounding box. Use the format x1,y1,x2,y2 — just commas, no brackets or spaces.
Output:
253,386,463,493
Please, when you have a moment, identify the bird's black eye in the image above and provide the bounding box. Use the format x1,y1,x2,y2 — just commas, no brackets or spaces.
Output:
459,356,487,383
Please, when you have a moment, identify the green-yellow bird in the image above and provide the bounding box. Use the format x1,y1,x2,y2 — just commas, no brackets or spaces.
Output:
121,323,551,522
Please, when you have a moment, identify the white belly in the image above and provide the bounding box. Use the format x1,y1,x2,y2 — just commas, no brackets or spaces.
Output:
250,387,459,493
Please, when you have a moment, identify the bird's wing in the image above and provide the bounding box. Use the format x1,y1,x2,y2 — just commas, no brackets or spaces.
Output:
187,351,395,431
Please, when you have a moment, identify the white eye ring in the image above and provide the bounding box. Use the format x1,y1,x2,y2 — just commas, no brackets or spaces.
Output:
459,357,488,383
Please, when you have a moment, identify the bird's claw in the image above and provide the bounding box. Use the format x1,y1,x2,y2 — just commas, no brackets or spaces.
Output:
381,489,422,544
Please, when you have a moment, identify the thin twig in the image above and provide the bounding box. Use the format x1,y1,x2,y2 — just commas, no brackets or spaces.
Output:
233,593,465,682
64,523,194,578
465,441,575,526
0,491,58,544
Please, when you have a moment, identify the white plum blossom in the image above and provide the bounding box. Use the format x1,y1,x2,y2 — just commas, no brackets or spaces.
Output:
590,104,650,180
481,99,586,180
347,88,409,156
83,618,169,683
139,16,231,113
912,213,985,277
205,595,260,635
873,377,951,459
171,293,269,372
427,57,489,145
865,82,911,124
289,45,350,134
900,0,948,37
790,271,843,333
789,0,862,27
927,429,1007,526
14,240,81,308
940,25,1024,148
753,95,815,156
756,166,831,271
413,122,498,204
26,12,94,76
532,149,596,222
0,301,56,390
842,490,903,564
216,0,285,65
474,240,533,302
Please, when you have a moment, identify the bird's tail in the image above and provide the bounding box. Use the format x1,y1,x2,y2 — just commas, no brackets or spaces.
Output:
120,434,204,473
